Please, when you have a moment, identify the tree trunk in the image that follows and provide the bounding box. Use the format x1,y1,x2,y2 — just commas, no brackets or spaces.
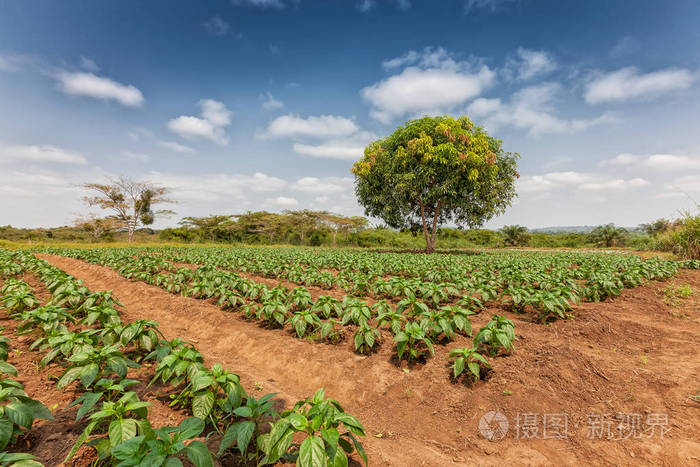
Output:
419,201,434,253
430,200,442,253
331,231,337,247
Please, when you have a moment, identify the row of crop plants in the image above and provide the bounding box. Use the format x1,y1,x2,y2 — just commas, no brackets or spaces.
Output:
70,246,691,322
0,249,367,466
41,249,515,382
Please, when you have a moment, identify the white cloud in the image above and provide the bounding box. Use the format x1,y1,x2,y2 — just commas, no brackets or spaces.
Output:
578,178,649,191
80,57,99,72
0,54,25,72
293,142,364,160
366,47,495,122
464,0,517,13
585,67,697,104
1,144,87,165
466,97,502,116
468,83,613,136
599,153,641,167
504,48,557,81
262,114,358,139
157,140,197,154
664,175,700,194
167,99,232,145
121,151,151,162
356,0,375,12
600,153,700,171
363,65,495,123
202,16,232,36
260,92,284,110
231,0,287,8
518,171,649,194
291,176,353,194
148,171,288,204
267,196,299,207
55,71,144,107
292,130,375,161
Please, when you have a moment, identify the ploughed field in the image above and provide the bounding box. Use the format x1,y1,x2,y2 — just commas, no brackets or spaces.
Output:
1,246,699,466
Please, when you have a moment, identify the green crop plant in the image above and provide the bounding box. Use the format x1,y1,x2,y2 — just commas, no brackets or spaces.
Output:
57,344,141,389
65,391,151,463
448,347,490,382
353,324,381,354
311,296,343,319
290,310,322,338
67,377,141,421
259,388,367,466
0,367,53,451
218,392,278,464
474,315,515,356
394,322,435,362
111,417,213,467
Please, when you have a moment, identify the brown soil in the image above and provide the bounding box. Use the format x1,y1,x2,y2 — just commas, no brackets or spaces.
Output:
33,254,700,466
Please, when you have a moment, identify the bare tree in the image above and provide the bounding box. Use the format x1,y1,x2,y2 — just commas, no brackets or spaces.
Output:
83,176,175,242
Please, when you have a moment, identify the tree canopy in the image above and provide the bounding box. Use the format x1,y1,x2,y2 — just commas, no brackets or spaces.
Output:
352,115,519,251
83,176,175,242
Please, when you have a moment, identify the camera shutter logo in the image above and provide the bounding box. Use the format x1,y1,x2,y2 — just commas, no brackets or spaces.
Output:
479,411,509,441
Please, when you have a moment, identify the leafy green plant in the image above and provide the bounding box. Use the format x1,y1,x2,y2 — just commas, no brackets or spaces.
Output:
290,310,322,338
65,391,151,463
0,452,44,466
375,308,407,335
67,377,140,421
218,392,278,464
319,319,344,344
0,369,53,451
474,315,515,356
448,347,490,382
394,322,434,362
311,296,343,319
57,344,140,389
111,417,213,467
147,338,203,387
353,324,381,354
259,388,367,466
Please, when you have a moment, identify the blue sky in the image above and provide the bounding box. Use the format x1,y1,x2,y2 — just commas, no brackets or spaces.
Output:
1,0,699,228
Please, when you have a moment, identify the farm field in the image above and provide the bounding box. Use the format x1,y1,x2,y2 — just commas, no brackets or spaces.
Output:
1,246,699,466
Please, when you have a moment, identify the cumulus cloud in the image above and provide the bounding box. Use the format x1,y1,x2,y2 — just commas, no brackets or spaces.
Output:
584,67,697,104
260,92,284,110
292,130,375,161
262,114,358,139
468,83,613,136
578,178,649,191
504,47,557,81
364,48,495,123
202,16,232,36
55,71,144,107
1,144,87,165
167,99,232,145
267,196,299,207
518,171,649,194
600,153,700,171
291,176,353,194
